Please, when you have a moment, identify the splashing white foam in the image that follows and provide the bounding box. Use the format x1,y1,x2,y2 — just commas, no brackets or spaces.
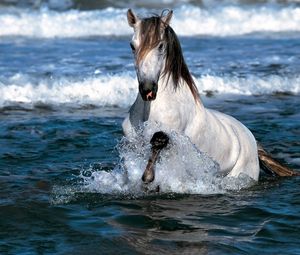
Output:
0,5,300,38
79,128,254,196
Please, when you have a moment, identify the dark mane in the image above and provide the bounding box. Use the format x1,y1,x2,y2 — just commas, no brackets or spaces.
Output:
138,15,199,101
163,25,199,101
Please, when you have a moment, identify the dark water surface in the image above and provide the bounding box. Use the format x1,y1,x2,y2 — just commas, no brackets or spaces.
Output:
1,94,300,254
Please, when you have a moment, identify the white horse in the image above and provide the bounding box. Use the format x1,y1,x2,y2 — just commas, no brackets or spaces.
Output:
122,9,298,184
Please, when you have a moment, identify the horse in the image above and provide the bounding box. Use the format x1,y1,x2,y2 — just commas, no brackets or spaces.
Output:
122,9,298,184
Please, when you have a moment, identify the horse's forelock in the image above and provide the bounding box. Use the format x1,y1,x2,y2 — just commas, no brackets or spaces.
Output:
137,16,162,64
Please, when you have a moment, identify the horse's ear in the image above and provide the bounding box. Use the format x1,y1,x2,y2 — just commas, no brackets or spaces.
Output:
161,10,173,27
127,9,139,27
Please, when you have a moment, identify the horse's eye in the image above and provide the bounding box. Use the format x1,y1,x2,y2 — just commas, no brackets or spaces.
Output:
130,42,135,51
158,43,164,51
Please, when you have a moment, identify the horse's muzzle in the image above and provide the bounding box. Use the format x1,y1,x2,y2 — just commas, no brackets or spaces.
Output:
139,81,158,101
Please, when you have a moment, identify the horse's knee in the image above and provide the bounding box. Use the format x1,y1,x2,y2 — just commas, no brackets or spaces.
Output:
150,131,169,151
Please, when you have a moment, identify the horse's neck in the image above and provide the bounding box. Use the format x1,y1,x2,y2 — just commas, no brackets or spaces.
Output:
129,93,150,127
155,74,204,112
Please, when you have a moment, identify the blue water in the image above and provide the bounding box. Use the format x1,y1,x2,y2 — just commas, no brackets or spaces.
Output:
1,1,300,254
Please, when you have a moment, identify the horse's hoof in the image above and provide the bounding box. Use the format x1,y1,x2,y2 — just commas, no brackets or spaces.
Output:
150,131,169,150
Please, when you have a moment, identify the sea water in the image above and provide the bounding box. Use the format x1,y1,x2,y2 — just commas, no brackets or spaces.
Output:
0,1,300,254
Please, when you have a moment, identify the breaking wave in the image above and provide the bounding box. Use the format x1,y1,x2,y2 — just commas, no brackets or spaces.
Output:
0,72,299,109
0,4,300,38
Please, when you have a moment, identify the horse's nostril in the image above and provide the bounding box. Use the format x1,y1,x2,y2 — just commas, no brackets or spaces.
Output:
146,91,153,100
139,81,157,101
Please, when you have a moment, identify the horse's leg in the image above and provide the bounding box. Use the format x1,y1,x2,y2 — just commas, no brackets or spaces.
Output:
142,131,169,183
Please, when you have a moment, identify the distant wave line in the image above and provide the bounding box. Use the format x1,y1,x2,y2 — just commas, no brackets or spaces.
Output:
0,5,300,38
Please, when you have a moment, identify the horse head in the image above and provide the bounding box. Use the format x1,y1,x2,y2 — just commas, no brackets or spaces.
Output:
127,9,173,101
127,9,199,102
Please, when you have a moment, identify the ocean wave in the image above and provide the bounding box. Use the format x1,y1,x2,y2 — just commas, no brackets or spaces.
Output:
0,72,137,108
0,73,299,108
0,5,300,38
197,75,300,95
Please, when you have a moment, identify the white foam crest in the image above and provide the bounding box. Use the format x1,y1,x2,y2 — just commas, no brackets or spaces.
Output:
0,7,130,38
1,73,299,108
196,74,300,95
80,128,254,196
173,5,300,36
0,72,137,108
1,5,300,38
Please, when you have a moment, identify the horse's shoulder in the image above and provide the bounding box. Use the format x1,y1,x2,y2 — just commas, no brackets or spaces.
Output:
206,108,240,126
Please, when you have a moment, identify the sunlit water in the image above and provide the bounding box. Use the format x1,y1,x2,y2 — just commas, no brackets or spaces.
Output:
1,1,300,254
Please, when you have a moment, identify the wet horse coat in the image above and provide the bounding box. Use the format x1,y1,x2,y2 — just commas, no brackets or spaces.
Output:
123,9,298,183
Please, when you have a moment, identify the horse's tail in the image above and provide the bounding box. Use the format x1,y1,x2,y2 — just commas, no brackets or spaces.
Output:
257,143,299,176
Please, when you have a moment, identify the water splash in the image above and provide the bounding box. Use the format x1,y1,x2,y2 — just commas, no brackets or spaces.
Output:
51,127,255,204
